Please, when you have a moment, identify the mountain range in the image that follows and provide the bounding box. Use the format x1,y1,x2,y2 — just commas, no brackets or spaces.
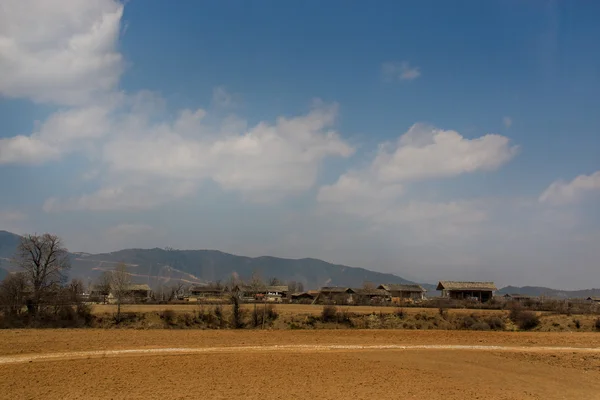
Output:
1,230,598,298
0,231,432,291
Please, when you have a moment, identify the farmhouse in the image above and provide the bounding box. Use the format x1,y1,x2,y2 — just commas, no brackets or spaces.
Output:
503,293,532,303
233,285,289,302
352,288,391,304
290,291,317,302
128,284,152,302
107,283,152,303
315,287,355,304
190,286,225,298
378,284,426,302
437,281,497,302
586,296,600,303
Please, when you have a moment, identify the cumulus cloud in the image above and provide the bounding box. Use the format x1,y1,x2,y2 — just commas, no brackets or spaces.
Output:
539,171,600,205
212,86,238,108
318,124,516,235
0,104,114,165
41,100,353,210
372,124,518,182
0,0,124,105
381,61,421,81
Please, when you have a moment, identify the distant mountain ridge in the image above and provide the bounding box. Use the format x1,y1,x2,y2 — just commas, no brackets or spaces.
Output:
0,231,428,290
497,286,600,299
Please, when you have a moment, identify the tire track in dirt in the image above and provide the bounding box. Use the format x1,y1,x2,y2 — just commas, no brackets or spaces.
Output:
1,344,600,365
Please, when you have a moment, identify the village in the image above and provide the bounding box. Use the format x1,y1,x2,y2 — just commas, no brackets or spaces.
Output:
91,279,600,308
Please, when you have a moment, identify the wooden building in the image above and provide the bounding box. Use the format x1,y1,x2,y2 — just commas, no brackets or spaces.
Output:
314,287,355,304
437,281,497,302
378,284,426,302
352,288,391,304
190,286,225,298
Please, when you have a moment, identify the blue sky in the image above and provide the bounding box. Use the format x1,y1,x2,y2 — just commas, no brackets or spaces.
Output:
1,0,599,288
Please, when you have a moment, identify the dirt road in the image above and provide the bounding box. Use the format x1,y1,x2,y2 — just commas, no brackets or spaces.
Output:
1,330,599,399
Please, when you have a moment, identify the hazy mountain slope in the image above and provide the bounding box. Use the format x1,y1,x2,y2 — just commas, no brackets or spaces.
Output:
497,286,600,299
71,248,418,289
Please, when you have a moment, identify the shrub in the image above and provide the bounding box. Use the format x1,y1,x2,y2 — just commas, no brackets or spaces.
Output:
160,309,176,326
470,322,491,331
516,311,540,330
321,305,337,322
461,316,477,329
486,316,506,330
439,307,448,319
394,308,405,319
595,318,600,331
214,305,225,328
230,296,244,329
265,304,278,321
573,319,581,329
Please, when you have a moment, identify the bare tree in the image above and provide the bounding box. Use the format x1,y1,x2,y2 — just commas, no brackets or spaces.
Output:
268,277,281,286
67,279,84,303
111,263,131,323
95,271,112,304
12,233,71,314
0,272,28,315
296,282,304,293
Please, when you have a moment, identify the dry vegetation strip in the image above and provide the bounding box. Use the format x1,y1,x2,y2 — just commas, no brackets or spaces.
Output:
91,303,506,316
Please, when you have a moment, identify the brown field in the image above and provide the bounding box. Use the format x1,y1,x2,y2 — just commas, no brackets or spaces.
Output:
1,330,600,400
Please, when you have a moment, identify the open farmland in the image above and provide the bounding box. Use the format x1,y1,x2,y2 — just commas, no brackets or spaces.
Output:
1,330,599,400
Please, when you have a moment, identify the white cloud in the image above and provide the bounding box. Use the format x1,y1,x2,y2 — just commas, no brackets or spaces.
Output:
503,116,513,128
372,123,518,182
43,181,197,212
42,100,354,210
381,61,421,81
318,124,516,236
0,104,114,165
539,171,600,205
0,0,124,105
0,135,62,165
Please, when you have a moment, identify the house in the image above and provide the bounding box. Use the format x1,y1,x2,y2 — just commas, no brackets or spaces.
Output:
314,287,355,304
232,285,289,302
352,288,391,304
378,284,426,303
291,292,316,302
586,296,600,303
107,283,152,304
437,281,497,302
190,286,225,298
503,293,532,303
127,284,152,302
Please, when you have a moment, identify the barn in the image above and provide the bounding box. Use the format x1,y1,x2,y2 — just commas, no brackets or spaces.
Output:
378,284,426,302
437,281,497,302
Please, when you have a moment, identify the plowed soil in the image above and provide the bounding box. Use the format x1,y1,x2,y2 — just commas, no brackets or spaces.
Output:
1,330,599,400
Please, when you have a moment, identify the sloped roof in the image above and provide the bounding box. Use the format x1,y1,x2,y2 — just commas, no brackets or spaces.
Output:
354,288,390,296
291,291,316,298
587,296,600,301
190,286,224,293
319,287,354,294
128,284,151,292
266,285,289,292
436,281,497,291
378,284,426,293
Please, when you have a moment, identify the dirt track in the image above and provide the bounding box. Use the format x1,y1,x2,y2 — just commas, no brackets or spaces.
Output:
1,330,600,399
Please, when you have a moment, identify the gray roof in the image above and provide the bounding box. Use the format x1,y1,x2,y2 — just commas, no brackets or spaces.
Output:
190,286,224,293
354,288,390,296
128,284,151,292
378,284,426,293
319,287,354,294
436,281,497,291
